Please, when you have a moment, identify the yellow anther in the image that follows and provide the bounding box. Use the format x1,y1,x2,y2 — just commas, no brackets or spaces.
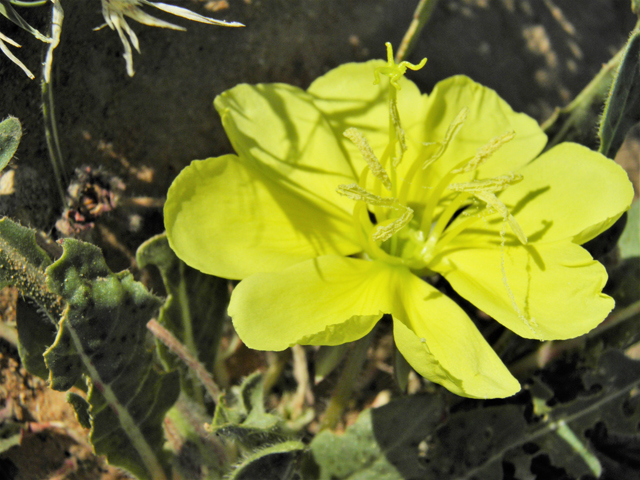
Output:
344,128,392,191
374,42,427,91
336,184,396,207
474,190,527,244
448,173,523,194
337,182,413,243
452,130,515,174
423,107,469,170
373,206,414,242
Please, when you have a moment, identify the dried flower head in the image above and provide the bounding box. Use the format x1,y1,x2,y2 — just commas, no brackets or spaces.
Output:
100,0,243,76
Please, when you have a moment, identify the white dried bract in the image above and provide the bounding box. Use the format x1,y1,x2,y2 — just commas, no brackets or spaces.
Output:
100,0,244,76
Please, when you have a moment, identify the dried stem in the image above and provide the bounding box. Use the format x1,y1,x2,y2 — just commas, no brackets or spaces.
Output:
147,318,221,402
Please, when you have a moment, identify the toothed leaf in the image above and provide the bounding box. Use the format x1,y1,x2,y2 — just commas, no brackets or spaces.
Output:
15,299,57,379
420,350,640,479
210,373,285,449
0,217,61,377
44,239,179,480
228,441,306,480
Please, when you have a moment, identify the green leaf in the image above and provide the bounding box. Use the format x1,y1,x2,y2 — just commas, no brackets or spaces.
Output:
0,217,62,378
66,392,91,429
228,441,305,480
420,350,640,479
310,393,446,480
0,0,50,42
165,399,229,480
0,116,21,173
309,350,640,480
210,373,285,449
0,422,22,454
599,30,640,159
314,344,349,383
0,217,61,318
43,238,179,480
619,200,640,259
15,298,57,379
136,233,229,407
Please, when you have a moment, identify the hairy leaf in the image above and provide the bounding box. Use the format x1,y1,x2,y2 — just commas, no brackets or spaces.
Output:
43,239,179,480
0,116,21,173
599,30,640,159
421,350,640,480
309,350,640,480
310,393,446,480
15,298,57,379
0,217,60,317
210,373,285,449
0,217,61,378
137,233,229,407
229,441,305,480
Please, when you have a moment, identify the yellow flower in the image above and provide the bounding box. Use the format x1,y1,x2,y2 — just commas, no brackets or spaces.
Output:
100,0,243,76
164,44,634,398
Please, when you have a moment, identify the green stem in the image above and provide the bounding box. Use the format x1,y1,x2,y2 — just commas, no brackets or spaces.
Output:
176,261,205,406
540,46,624,151
41,0,66,206
320,328,376,431
262,350,290,395
395,0,440,63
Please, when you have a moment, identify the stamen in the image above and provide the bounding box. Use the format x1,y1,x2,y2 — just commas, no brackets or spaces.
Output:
499,226,541,339
389,100,407,167
451,130,515,174
336,184,396,207
422,107,469,170
344,128,392,191
373,206,414,242
474,190,527,244
448,173,523,193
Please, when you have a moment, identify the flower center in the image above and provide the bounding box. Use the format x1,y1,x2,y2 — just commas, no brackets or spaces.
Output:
336,43,527,275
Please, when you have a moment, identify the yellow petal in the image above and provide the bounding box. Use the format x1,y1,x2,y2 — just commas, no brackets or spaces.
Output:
215,83,358,214
403,76,548,204
308,60,430,170
391,272,520,399
229,254,519,398
491,143,634,245
228,256,394,351
165,155,360,279
439,240,614,340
